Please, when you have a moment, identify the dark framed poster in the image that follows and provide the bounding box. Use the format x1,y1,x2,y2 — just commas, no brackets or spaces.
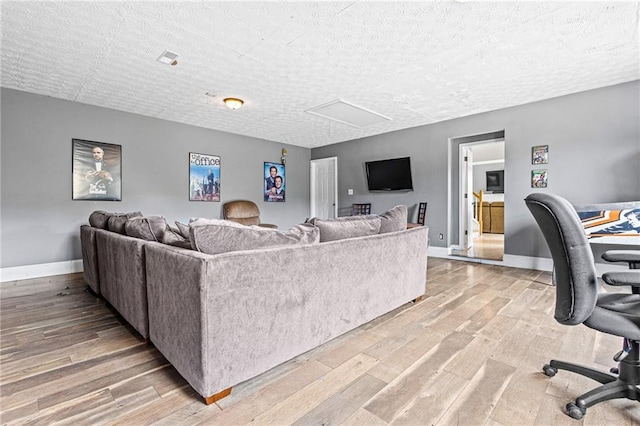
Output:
189,152,220,201
264,162,285,202
72,139,122,201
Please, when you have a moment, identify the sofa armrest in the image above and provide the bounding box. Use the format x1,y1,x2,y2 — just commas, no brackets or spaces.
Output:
80,225,100,295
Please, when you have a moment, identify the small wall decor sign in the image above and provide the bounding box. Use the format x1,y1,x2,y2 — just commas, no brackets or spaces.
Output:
532,145,549,164
189,152,220,201
264,162,285,202
72,139,122,201
531,169,548,188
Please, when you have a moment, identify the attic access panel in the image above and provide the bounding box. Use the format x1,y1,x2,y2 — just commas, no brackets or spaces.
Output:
306,99,391,128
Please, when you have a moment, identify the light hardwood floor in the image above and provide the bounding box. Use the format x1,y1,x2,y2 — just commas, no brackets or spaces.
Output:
1,258,639,425
451,233,504,261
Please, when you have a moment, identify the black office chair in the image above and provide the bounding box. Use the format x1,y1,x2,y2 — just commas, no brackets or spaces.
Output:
525,193,640,420
351,203,371,216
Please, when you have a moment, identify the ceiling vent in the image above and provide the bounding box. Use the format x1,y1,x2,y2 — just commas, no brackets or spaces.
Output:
306,99,391,128
156,50,179,66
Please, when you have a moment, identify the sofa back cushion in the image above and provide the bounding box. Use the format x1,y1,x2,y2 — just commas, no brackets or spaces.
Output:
89,210,113,229
189,219,319,255
107,212,143,234
124,216,166,241
379,205,408,234
310,216,381,242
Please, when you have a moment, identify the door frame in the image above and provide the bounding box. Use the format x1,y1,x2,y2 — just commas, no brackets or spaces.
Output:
310,156,338,219
459,144,474,250
448,136,505,253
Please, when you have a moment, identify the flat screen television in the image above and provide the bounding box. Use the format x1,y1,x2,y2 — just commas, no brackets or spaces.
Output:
365,157,414,191
486,170,504,193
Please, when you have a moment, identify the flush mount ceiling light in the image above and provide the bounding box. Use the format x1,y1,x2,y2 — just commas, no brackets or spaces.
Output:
223,98,244,110
156,50,179,66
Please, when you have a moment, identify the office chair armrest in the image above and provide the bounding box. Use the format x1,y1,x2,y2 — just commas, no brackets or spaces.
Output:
601,271,640,288
602,250,640,268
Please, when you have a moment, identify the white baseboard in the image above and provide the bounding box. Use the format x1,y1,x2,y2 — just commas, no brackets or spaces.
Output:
428,248,628,277
502,254,554,271
1,259,83,283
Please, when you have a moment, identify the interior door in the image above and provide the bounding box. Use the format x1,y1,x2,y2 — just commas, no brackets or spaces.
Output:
310,157,337,219
459,146,474,249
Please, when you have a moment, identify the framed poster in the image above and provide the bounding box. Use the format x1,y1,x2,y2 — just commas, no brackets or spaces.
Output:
72,139,122,201
531,169,548,188
532,145,549,164
264,162,285,202
189,153,220,201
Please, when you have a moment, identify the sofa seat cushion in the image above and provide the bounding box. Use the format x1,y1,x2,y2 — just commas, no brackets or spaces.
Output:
310,216,381,242
107,212,143,234
125,216,166,241
189,219,319,255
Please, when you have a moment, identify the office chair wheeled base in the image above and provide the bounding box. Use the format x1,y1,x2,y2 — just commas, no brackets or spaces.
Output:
543,340,640,420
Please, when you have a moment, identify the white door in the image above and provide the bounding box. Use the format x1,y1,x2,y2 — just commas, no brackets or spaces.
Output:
310,157,337,219
459,146,474,249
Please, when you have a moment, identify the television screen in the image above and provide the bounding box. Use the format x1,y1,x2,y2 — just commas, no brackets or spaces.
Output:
365,157,414,191
486,170,504,193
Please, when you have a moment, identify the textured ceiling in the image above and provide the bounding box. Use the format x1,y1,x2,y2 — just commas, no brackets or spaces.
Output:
1,1,638,148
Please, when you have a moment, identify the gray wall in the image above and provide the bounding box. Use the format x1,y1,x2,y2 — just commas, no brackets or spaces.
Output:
1,88,310,268
312,80,640,260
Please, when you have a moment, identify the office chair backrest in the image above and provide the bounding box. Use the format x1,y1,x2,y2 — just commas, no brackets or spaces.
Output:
525,193,599,326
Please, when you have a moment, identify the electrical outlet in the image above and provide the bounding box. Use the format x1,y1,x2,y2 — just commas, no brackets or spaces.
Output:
347,189,353,195
438,233,444,240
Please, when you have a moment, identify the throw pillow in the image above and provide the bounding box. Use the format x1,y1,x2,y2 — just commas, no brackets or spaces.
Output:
379,205,408,234
107,212,143,234
175,221,191,239
124,216,166,241
162,226,192,249
309,216,381,242
189,218,319,255
88,210,113,229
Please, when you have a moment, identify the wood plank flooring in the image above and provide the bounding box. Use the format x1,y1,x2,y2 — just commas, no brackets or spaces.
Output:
451,233,504,261
1,258,639,425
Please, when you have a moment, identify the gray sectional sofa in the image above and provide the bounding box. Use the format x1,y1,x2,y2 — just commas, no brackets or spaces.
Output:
80,206,429,404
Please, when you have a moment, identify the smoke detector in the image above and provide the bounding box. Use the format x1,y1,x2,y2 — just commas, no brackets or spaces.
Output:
157,50,179,66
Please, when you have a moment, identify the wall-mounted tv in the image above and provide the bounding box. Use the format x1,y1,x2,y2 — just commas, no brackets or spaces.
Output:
365,157,414,192
486,170,504,193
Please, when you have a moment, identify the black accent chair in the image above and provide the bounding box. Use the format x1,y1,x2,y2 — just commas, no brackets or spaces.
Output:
417,202,428,226
525,193,640,420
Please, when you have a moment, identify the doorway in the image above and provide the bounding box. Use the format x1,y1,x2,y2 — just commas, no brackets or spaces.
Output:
449,135,505,261
310,157,338,219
